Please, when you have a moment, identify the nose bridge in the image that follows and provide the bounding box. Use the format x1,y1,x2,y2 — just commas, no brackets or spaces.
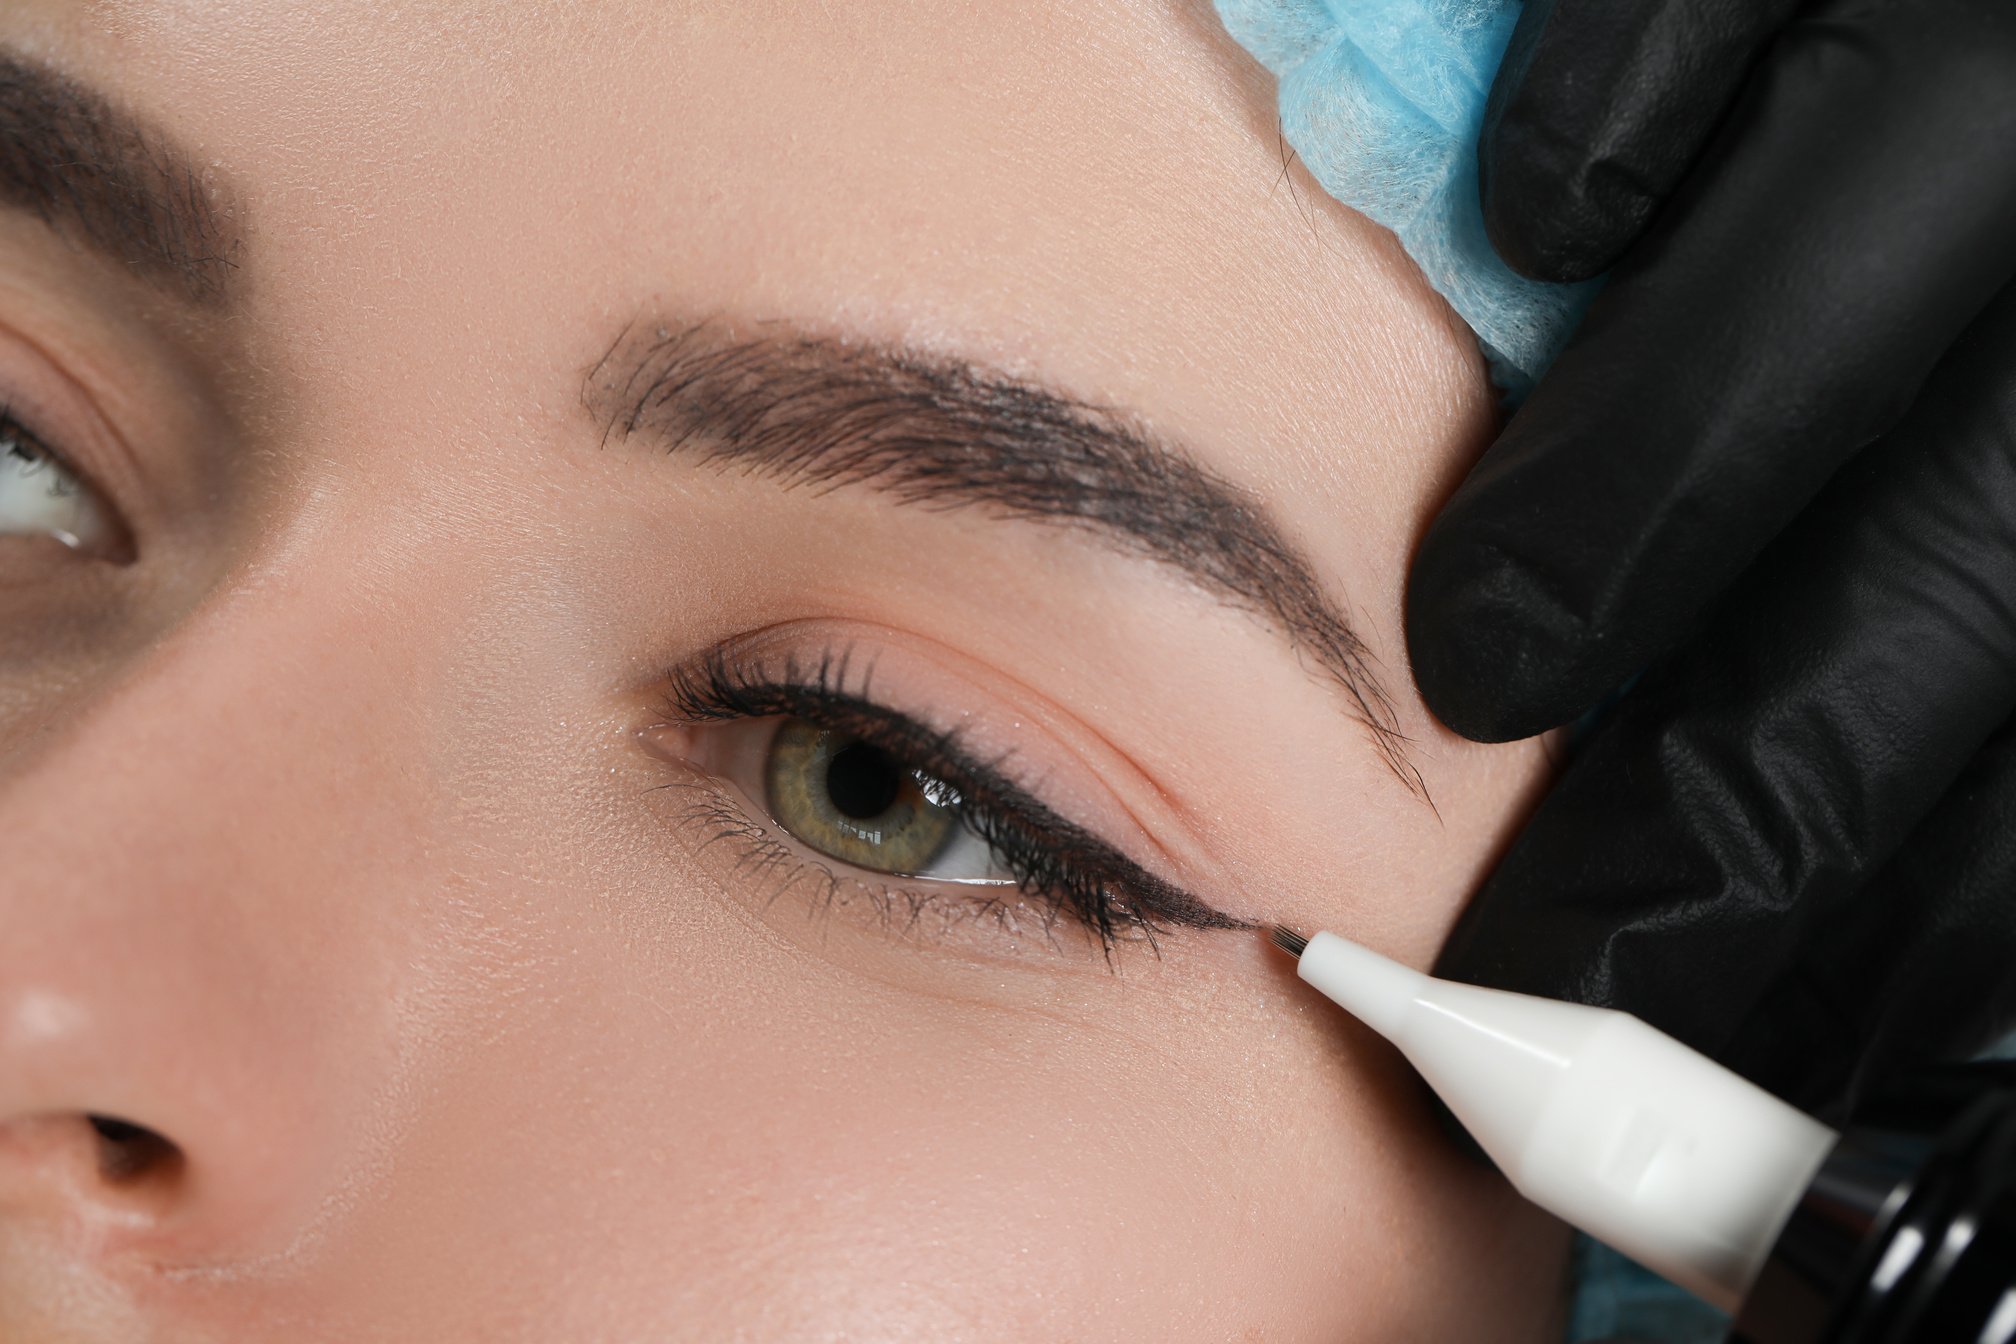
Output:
0,561,440,1257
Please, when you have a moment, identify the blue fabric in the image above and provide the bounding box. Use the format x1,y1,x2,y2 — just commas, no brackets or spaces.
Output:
1565,1239,1732,1343
1212,0,1600,398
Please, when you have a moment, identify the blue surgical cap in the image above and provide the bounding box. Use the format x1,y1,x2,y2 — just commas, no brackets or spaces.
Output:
1213,0,1600,398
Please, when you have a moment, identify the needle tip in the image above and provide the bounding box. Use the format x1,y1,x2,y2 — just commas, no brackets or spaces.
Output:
1268,925,1309,958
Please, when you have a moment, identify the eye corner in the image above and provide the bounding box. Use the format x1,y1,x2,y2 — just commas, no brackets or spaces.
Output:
636,719,703,761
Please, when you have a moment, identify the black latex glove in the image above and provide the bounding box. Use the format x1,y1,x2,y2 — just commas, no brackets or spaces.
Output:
1407,0,2016,1122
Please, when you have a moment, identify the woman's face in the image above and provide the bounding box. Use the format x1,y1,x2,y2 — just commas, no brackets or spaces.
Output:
0,1,1570,1339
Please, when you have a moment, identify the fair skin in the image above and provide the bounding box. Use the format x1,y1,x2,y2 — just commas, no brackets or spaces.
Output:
0,1,1571,1339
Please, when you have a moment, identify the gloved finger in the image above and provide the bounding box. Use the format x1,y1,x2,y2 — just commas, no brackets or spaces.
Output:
1716,720,2016,1125
1481,0,1799,282
1409,0,2016,743
1431,275,2016,1114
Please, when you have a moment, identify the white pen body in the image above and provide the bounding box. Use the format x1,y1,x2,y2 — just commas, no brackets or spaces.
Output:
1293,932,1838,1312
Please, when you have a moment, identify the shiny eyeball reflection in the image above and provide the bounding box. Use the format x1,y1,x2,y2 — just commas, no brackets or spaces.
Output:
761,719,1013,883
0,425,115,553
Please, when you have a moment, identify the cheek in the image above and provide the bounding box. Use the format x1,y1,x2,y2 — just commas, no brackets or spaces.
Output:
286,921,1554,1343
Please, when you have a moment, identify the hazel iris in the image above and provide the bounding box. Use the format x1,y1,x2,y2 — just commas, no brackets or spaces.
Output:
763,719,962,873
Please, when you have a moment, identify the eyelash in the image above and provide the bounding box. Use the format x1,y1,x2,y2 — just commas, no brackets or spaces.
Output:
658,645,1247,956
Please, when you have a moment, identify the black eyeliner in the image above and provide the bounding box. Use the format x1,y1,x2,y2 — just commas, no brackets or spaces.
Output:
660,644,1253,950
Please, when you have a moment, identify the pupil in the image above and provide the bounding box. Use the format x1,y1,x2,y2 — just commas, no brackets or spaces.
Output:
826,740,905,820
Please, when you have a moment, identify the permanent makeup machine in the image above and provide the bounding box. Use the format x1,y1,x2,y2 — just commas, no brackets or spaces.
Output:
1211,0,2016,1332
1270,929,2016,1344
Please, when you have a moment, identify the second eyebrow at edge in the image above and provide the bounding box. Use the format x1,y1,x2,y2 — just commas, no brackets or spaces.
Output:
0,49,241,308
582,320,1423,797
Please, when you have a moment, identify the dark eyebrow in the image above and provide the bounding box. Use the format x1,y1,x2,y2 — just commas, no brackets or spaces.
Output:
0,50,241,306
583,319,1423,795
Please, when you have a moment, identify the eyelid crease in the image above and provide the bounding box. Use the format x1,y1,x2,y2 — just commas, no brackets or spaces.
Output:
653,641,1255,953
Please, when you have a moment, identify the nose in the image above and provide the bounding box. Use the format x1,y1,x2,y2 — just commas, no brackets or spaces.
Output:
0,992,189,1231
0,589,425,1271
0,893,322,1253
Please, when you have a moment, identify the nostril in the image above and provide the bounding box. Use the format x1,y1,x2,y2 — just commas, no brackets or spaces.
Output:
86,1114,183,1187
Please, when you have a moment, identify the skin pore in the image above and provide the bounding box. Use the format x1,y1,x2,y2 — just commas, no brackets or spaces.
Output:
0,1,1571,1341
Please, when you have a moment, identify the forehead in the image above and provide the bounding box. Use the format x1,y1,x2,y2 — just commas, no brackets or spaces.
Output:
43,1,1453,440
80,2,1289,319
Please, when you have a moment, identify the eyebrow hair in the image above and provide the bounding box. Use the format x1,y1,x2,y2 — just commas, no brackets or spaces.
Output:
583,320,1423,794
0,50,240,306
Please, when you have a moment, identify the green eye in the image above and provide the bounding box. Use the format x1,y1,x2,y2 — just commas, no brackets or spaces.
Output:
763,718,964,874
